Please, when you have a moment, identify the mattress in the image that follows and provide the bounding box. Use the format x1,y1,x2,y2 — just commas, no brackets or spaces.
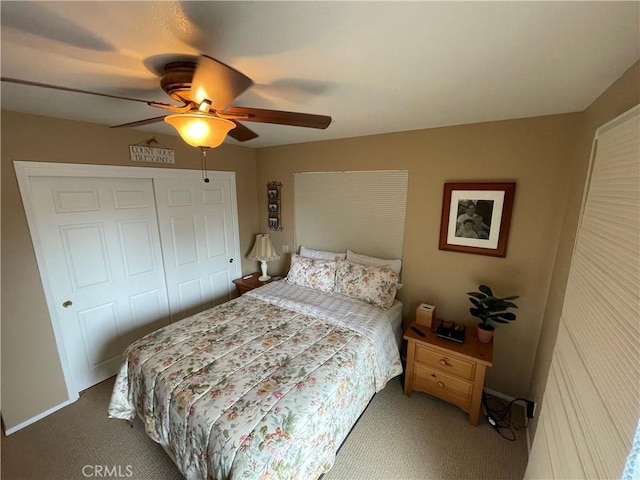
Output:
108,280,402,479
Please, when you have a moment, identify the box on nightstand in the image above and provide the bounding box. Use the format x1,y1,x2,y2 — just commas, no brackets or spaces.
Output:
416,303,436,329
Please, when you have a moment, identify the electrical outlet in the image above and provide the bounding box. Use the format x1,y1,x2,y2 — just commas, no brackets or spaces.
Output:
526,400,536,419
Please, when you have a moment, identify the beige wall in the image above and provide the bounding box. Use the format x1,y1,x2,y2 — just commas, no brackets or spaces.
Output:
0,111,259,430
255,113,580,398
527,60,640,440
2,60,636,434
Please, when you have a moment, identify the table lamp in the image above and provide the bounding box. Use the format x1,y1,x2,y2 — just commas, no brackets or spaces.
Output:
248,233,280,281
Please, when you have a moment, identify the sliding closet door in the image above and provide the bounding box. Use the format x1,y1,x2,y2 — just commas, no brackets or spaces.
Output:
154,176,241,321
27,176,171,392
526,106,639,478
16,162,242,399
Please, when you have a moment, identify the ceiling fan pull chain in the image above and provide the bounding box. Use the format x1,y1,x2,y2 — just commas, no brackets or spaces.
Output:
200,147,210,183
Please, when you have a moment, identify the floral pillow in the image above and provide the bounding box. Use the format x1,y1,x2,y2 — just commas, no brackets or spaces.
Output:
334,259,398,309
286,253,337,293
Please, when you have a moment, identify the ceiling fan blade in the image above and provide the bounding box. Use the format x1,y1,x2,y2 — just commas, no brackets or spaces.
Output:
222,107,331,129
110,115,167,129
1,77,153,104
190,55,253,110
227,121,259,142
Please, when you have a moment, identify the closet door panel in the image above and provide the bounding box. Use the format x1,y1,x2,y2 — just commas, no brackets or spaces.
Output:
28,176,170,392
155,177,240,322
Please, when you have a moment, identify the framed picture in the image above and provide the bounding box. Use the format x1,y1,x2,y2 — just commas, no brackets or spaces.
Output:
439,182,516,257
267,181,283,231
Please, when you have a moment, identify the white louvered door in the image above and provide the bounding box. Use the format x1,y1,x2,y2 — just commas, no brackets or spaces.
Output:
526,106,639,479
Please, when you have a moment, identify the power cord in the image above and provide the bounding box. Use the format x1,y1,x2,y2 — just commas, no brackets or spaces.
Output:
481,390,530,441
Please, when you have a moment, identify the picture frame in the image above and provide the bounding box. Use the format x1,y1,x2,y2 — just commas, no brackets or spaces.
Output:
267,181,283,231
438,182,516,257
268,216,280,228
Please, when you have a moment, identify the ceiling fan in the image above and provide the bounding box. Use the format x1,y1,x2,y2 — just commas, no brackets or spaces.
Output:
1,55,332,147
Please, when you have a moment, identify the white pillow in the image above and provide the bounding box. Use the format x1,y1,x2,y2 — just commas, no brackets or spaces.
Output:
346,250,402,275
299,245,347,261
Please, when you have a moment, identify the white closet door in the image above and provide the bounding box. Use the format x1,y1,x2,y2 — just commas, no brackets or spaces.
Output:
29,176,170,392
526,106,639,479
155,176,241,321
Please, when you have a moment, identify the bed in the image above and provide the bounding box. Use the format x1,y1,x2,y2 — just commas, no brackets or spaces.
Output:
108,253,403,479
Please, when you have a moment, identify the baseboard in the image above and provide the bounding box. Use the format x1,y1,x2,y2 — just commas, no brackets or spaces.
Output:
484,387,515,402
3,398,75,435
484,387,532,456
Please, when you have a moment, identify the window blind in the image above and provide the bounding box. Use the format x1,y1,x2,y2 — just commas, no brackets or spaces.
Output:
293,171,409,260
526,105,639,479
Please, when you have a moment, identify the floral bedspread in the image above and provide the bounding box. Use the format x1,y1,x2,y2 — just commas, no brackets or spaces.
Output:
108,286,401,480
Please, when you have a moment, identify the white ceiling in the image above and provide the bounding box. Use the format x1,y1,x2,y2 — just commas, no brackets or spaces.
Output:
1,1,639,148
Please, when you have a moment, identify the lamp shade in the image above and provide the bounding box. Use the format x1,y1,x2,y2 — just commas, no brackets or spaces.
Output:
164,113,236,148
248,234,280,261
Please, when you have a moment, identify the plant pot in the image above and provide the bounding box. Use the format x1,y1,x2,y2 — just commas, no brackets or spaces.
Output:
477,325,494,343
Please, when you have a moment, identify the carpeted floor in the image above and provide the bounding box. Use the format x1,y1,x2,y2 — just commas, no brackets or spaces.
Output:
1,375,528,479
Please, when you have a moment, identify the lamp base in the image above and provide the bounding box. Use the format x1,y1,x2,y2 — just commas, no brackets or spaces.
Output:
258,260,271,282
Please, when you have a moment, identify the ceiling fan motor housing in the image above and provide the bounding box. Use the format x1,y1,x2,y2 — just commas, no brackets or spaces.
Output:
160,62,196,103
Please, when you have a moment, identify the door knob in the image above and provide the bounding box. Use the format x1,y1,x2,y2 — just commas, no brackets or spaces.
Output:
229,258,234,263
62,300,73,308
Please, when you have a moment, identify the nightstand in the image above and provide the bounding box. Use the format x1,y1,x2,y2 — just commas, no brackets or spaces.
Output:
403,323,493,426
232,272,275,296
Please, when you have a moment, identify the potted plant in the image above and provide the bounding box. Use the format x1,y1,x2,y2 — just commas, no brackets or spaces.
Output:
467,284,519,343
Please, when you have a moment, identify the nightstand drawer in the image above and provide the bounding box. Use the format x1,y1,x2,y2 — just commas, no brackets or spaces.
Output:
415,344,475,380
413,363,472,407
403,322,492,426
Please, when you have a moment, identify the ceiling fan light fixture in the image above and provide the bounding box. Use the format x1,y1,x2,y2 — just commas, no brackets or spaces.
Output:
165,113,235,148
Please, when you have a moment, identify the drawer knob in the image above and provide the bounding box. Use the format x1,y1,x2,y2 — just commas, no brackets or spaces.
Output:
439,359,448,366
437,381,445,388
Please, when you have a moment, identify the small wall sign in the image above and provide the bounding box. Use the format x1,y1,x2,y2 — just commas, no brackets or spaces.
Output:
129,145,175,164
